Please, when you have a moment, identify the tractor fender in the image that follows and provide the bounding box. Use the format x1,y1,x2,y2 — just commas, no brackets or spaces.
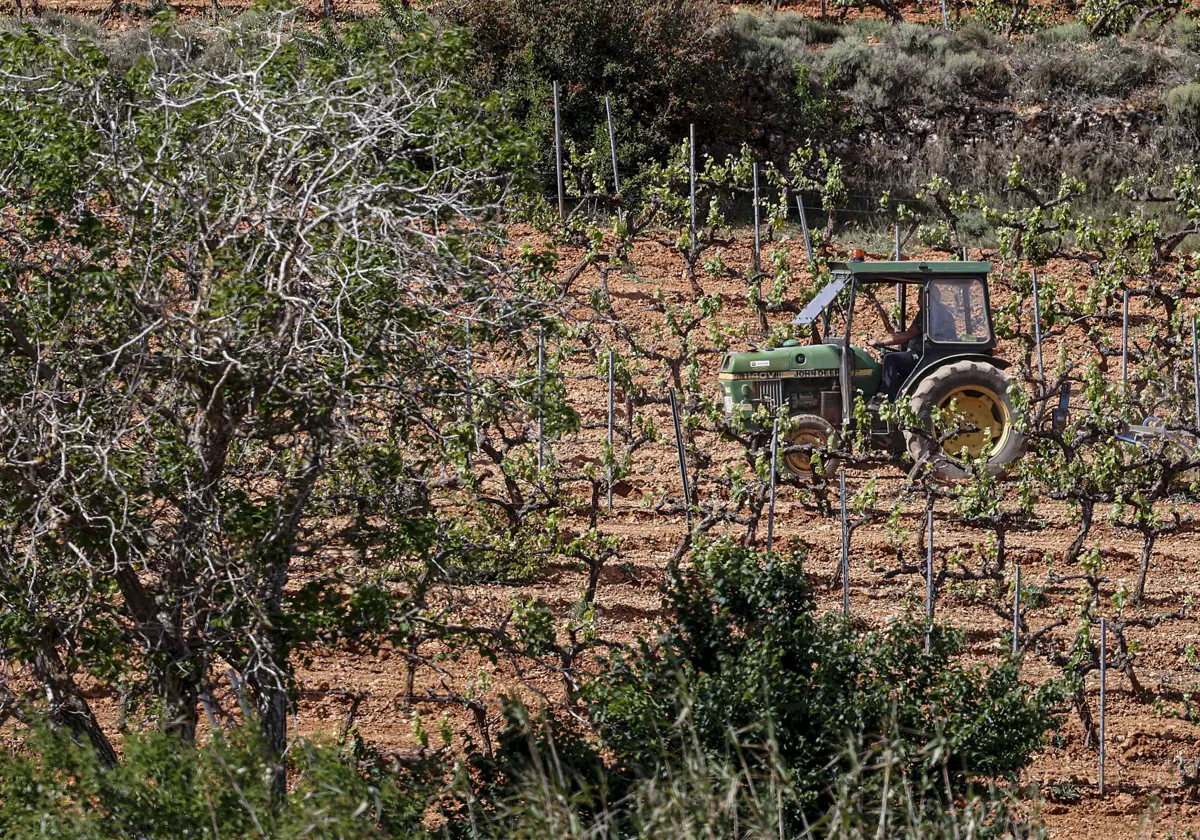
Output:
897,353,1011,399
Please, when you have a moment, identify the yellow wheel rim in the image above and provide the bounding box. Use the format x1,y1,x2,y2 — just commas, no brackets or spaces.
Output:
937,385,1011,460
784,428,828,475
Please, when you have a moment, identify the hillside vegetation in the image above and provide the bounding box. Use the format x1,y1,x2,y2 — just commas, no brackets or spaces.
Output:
4,0,1200,837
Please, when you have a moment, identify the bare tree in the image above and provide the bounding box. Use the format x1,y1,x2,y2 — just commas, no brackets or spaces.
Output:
0,16,546,789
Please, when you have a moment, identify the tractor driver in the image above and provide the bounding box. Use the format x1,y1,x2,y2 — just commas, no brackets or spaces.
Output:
869,283,956,400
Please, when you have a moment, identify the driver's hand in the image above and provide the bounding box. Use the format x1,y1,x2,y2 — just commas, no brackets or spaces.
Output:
868,339,883,349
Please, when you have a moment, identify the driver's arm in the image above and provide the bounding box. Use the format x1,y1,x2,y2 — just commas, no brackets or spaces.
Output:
869,325,920,349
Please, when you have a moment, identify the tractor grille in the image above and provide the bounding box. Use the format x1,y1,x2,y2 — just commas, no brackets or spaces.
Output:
753,379,784,410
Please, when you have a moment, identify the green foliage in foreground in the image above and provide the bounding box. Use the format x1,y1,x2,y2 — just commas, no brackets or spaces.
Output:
0,725,436,839
0,542,1057,839
462,540,1061,836
587,541,1059,798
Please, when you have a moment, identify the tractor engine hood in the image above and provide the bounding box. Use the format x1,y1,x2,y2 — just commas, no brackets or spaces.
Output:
720,342,869,377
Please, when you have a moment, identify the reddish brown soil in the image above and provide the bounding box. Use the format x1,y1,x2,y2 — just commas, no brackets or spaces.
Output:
283,227,1200,839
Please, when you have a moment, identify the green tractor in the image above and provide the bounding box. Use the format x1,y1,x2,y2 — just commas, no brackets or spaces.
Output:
718,259,1024,480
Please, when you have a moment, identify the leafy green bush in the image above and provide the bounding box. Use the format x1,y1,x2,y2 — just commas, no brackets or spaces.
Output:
0,724,439,839
969,0,1050,35
583,540,1058,815
1165,82,1200,132
1025,42,1165,99
817,24,1009,108
1033,21,1094,44
442,0,733,179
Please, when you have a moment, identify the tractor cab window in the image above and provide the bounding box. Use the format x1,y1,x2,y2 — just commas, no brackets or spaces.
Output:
926,278,990,345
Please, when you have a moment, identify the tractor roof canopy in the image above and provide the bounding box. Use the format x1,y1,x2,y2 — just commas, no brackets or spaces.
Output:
793,260,992,325
827,260,993,283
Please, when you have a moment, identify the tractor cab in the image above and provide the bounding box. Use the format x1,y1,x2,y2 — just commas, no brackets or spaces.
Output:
719,259,1021,480
798,261,1000,412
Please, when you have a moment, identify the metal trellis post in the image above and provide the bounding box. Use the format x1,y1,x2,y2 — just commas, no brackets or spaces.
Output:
925,501,935,655
1192,316,1199,426
894,224,903,330
1121,290,1130,389
1099,617,1108,796
605,96,620,198
1032,267,1044,389
795,195,814,265
689,124,697,249
607,350,615,512
767,418,778,554
752,163,762,277
1013,564,1021,656
669,389,693,530
537,332,546,472
840,469,850,615
553,81,565,219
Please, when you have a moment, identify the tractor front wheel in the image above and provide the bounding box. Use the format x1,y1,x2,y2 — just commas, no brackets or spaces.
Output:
904,360,1024,480
781,414,840,480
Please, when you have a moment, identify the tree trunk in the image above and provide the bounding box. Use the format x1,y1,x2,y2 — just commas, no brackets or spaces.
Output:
35,632,118,767
1134,531,1157,602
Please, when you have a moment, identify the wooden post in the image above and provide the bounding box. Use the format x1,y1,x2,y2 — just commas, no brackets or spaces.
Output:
669,389,692,530
553,81,565,219
766,418,778,554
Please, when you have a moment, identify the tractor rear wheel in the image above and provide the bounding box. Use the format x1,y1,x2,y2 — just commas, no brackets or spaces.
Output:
781,414,840,480
904,360,1023,480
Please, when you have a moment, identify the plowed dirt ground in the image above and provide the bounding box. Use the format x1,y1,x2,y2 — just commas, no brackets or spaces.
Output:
282,226,1200,839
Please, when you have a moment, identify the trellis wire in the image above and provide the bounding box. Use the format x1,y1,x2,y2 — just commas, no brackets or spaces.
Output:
752,162,762,277
795,195,814,264
1099,617,1108,795
1012,564,1021,656
669,388,693,530
1192,316,1199,426
605,96,620,197
1032,267,1044,389
1121,289,1130,388
840,469,850,615
537,332,546,472
766,417,778,554
553,81,565,219
689,124,697,248
607,350,615,511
